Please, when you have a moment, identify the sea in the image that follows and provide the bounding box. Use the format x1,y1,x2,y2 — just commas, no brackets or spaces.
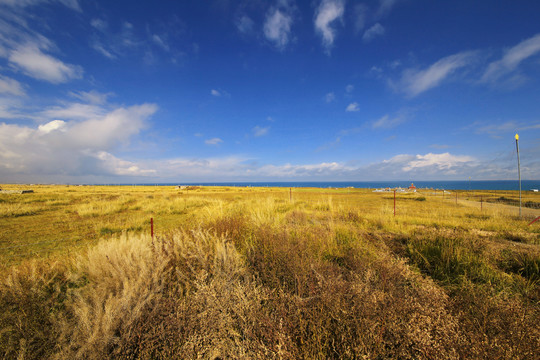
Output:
116,180,540,191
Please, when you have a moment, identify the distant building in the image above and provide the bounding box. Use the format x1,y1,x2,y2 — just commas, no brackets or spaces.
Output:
408,183,417,192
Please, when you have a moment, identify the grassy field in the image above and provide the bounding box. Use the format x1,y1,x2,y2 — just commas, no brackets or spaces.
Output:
0,184,539,359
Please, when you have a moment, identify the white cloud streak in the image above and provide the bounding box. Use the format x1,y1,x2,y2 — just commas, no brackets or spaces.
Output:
481,33,540,83
0,75,25,96
372,114,405,129
205,137,223,145
0,0,81,11
376,0,400,17
362,23,385,42
398,51,476,97
253,125,269,137
314,0,345,54
9,43,83,83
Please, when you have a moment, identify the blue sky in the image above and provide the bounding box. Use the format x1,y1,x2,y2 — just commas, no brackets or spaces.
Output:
0,0,539,183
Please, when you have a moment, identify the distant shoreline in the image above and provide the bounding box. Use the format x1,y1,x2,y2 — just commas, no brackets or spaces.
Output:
7,180,538,191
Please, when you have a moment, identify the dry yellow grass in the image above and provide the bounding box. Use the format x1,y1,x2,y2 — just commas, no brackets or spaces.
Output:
0,185,539,359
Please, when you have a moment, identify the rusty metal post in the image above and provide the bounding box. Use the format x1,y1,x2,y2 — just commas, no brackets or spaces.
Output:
151,217,154,239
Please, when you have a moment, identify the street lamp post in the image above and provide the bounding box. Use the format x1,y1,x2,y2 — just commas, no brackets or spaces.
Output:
515,134,521,218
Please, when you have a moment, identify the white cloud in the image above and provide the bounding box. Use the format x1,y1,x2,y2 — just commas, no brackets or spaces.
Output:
481,33,540,83
0,75,25,96
398,51,476,97
401,153,475,172
152,34,169,51
41,103,106,121
211,89,221,97
253,125,269,137
236,15,254,34
68,90,112,105
353,4,368,33
345,84,354,93
90,18,107,32
346,102,360,112
325,92,335,103
376,0,400,17
473,120,540,138
69,104,156,149
205,137,223,145
0,104,157,180
90,20,142,59
0,0,81,11
264,8,293,50
362,23,385,42
8,43,83,83
314,0,345,54
258,162,352,178
91,42,116,59
38,119,66,133
372,114,405,129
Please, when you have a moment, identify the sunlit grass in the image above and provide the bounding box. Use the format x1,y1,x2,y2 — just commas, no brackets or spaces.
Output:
0,184,539,358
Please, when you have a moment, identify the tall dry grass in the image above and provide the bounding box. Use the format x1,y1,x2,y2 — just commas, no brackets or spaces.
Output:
1,185,539,358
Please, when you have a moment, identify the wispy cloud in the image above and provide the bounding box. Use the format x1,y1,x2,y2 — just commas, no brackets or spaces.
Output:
345,84,354,93
314,0,345,55
481,33,540,84
0,0,81,11
353,4,369,33
211,89,221,97
375,0,400,18
0,75,25,96
205,137,223,145
68,90,112,105
398,51,477,97
325,92,335,103
152,34,169,51
235,15,254,35
473,120,540,138
40,102,106,121
372,113,405,129
253,125,269,137
346,102,359,112
90,18,108,32
362,23,385,42
8,43,83,83
90,20,142,59
264,7,293,50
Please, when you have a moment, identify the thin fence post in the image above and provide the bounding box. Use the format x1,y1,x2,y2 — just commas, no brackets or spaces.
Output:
455,192,458,205
289,188,292,202
480,196,483,212
151,217,154,239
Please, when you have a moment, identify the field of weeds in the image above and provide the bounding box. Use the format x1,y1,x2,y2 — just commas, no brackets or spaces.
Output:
0,184,539,359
